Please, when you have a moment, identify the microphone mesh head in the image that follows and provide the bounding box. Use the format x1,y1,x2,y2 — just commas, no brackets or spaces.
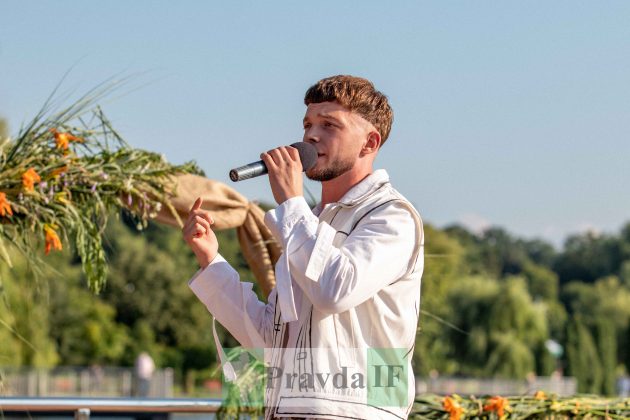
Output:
290,142,318,171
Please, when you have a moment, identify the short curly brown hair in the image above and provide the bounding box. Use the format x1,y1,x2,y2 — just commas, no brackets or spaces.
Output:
304,75,393,146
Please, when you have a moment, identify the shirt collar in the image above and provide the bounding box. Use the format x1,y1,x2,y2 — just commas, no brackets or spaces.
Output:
312,169,390,214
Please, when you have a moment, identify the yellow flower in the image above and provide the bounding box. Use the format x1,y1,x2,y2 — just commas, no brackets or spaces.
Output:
44,224,62,255
443,396,464,420
50,128,83,150
484,396,509,417
22,168,41,192
54,191,71,205
0,192,13,217
534,390,546,400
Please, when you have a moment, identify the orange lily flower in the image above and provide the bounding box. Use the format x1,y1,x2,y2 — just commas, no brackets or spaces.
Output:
443,396,464,420
484,396,509,417
50,128,84,150
22,168,41,192
534,390,546,400
51,165,69,178
0,192,13,217
44,224,63,255
572,400,581,415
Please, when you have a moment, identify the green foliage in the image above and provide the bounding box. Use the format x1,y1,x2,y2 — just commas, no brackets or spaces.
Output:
595,318,617,396
2,184,630,397
554,231,623,284
0,213,249,383
413,224,465,375
411,393,630,419
443,276,547,379
565,316,603,393
0,86,202,292
521,261,558,301
48,266,130,365
558,276,630,393
0,250,59,367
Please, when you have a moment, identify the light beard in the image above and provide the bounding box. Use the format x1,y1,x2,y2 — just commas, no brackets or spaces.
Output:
306,157,355,182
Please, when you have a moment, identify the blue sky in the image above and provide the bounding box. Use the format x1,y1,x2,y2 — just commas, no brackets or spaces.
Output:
1,1,629,246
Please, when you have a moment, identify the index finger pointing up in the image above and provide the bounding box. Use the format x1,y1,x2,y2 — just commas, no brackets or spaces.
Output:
190,197,203,212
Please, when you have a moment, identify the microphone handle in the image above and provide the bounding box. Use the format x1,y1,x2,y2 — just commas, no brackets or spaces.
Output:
229,160,268,182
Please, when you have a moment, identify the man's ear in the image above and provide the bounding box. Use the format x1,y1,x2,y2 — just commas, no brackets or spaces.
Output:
361,131,381,156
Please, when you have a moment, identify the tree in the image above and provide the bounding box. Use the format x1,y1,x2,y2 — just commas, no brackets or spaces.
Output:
47,262,129,365
554,232,621,284
561,276,630,390
595,318,617,396
521,261,559,302
0,250,59,367
565,316,603,393
444,276,549,378
412,224,465,376
521,238,556,268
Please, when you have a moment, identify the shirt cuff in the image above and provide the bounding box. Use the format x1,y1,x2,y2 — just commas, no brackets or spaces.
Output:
264,196,315,247
188,253,229,286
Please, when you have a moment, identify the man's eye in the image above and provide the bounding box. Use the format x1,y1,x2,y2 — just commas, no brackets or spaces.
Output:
324,121,334,127
303,123,311,129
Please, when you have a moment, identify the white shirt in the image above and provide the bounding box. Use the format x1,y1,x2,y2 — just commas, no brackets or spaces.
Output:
189,169,423,420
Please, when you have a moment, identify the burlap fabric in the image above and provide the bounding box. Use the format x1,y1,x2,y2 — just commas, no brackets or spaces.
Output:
155,174,281,297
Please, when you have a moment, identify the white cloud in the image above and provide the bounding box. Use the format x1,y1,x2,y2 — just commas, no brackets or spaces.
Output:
457,213,491,235
575,221,601,237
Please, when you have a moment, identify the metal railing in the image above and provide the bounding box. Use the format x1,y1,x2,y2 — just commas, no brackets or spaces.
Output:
0,367,174,398
0,397,223,419
415,375,577,396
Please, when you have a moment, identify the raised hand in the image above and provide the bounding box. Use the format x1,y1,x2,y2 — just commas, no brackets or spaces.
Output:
182,197,218,268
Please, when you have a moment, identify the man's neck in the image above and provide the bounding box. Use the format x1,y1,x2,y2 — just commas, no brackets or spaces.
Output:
320,168,373,207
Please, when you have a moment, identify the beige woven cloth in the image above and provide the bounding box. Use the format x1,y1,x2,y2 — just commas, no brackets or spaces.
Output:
154,174,281,297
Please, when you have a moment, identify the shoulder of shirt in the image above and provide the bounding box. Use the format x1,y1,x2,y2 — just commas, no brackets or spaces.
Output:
369,182,421,219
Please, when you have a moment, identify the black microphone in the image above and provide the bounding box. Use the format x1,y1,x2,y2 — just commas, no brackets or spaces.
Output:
229,142,318,182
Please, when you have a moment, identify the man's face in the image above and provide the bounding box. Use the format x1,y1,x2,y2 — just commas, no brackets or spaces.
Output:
302,101,372,181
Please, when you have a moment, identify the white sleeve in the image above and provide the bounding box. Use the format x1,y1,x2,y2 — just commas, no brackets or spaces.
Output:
188,254,276,348
265,196,418,315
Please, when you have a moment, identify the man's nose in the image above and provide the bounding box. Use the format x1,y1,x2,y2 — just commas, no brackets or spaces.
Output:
304,131,319,143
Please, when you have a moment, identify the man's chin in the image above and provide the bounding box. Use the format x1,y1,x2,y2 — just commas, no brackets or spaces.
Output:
305,167,327,182
306,167,342,182
306,159,355,182
305,168,324,182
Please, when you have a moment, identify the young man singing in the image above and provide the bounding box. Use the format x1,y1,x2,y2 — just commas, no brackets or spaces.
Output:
183,75,424,419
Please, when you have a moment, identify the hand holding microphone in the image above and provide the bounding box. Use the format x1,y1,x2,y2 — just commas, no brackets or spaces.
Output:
229,142,318,205
183,143,317,267
229,142,317,182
